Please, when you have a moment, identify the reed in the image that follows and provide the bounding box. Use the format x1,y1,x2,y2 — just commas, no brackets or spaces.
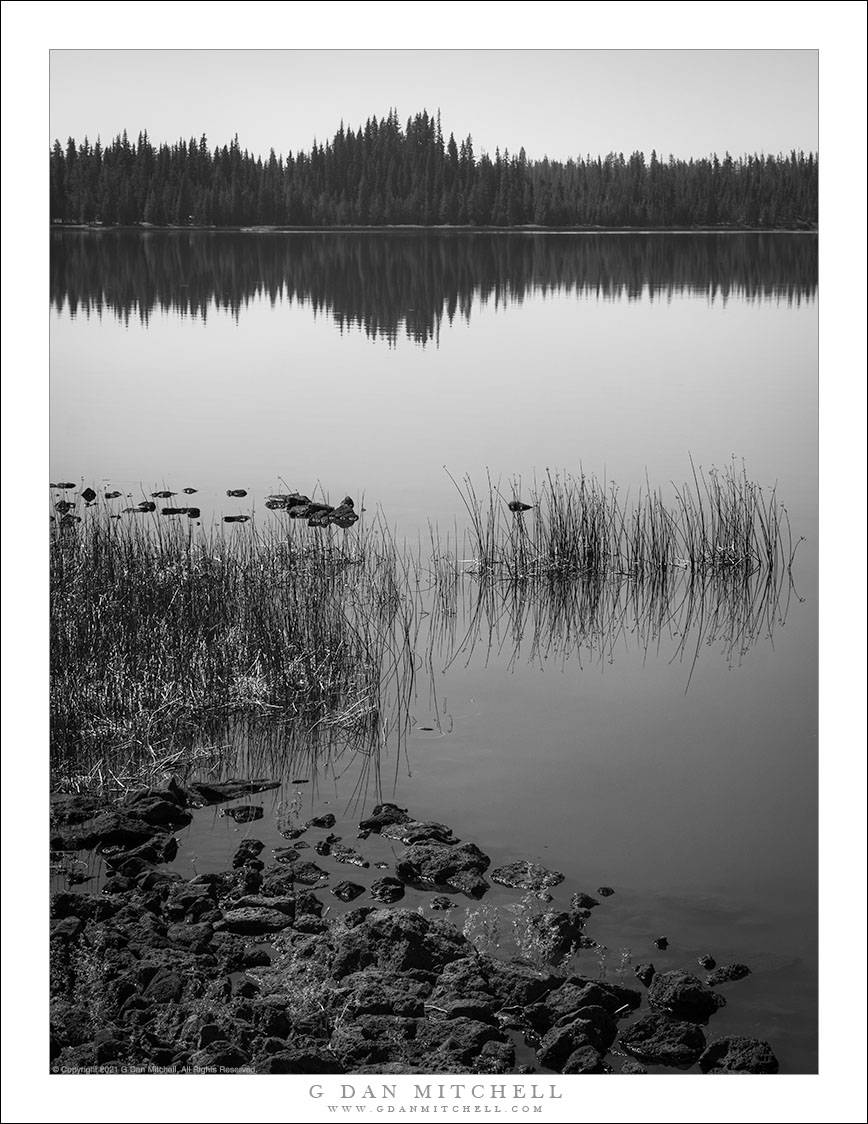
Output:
50,507,418,791
439,460,800,584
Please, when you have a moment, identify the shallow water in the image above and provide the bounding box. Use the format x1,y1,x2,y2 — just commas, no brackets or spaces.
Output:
50,230,818,1071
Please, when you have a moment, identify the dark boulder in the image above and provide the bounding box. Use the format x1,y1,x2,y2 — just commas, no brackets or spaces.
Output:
233,839,265,867
218,908,294,936
307,814,336,829
524,910,585,963
634,962,656,987
330,969,430,1019
647,970,726,1021
556,976,642,1016
395,841,491,898
570,891,601,910
620,1012,706,1069
562,1045,608,1073
370,877,405,903
143,968,185,1004
84,810,161,849
105,833,178,866
483,958,558,1009
330,909,467,980
359,803,411,833
699,1035,779,1074
416,1017,511,1072
537,1021,596,1072
332,881,366,903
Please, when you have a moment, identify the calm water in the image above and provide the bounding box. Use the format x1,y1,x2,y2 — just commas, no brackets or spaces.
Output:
50,230,818,1072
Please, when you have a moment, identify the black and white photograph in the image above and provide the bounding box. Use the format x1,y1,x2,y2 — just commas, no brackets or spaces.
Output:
1,5,866,1122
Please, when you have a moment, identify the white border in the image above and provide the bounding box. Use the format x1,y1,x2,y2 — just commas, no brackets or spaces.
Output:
2,5,866,1122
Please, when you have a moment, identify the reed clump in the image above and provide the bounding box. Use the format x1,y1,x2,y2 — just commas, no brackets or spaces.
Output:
441,460,799,584
50,509,416,791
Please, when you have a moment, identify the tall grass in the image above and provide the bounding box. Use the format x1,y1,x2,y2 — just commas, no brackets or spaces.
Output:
50,461,802,791
50,509,418,791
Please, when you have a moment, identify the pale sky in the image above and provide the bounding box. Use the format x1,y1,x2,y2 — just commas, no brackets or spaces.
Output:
49,48,819,162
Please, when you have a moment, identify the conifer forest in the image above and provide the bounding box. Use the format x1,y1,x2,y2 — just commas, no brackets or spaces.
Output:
50,109,818,229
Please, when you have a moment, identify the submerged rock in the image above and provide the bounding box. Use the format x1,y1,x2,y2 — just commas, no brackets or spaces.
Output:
620,1012,706,1069
491,860,564,892
699,1035,779,1074
654,936,669,950
698,954,716,970
382,820,458,846
570,891,601,910
330,843,369,868
706,964,751,987
222,805,264,824
307,814,336,829
188,779,280,805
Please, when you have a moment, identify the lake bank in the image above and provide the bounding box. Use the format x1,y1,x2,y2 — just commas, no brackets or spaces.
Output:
50,780,778,1076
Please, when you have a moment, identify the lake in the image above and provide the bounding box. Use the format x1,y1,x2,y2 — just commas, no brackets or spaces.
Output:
50,229,818,1072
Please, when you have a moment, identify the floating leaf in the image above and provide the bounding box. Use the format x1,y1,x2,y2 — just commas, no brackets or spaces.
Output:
226,489,247,498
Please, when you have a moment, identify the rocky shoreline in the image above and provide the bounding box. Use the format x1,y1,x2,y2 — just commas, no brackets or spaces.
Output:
50,780,778,1075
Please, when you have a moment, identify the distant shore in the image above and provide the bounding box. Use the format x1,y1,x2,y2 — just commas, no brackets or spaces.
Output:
52,222,818,234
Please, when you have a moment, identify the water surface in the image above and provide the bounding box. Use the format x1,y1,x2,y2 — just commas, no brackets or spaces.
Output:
50,230,818,1071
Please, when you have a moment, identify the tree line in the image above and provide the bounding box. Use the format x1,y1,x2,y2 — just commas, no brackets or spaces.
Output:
50,109,818,229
